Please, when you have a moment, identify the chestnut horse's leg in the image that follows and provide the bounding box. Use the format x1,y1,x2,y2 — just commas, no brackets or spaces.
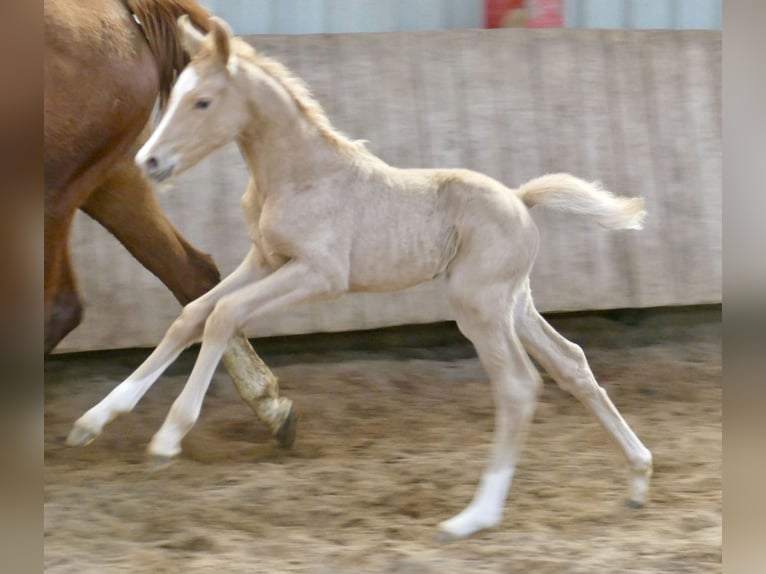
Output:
80,160,220,305
80,160,295,445
46,252,83,352
44,206,83,353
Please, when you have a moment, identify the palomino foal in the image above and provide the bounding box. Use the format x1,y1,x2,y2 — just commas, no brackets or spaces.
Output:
68,16,653,540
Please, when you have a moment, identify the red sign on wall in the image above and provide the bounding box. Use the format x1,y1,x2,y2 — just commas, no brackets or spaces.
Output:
526,0,564,27
485,0,563,29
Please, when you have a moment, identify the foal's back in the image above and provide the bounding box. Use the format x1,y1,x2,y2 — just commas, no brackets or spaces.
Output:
336,163,533,293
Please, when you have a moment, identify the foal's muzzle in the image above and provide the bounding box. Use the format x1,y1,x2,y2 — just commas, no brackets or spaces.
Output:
138,155,175,182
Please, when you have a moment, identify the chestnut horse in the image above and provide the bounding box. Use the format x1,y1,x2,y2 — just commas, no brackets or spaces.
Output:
44,0,295,444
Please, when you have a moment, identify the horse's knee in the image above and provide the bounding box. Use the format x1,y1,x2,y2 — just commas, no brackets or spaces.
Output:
168,300,211,342
203,298,242,341
452,301,505,344
555,348,602,398
497,374,541,406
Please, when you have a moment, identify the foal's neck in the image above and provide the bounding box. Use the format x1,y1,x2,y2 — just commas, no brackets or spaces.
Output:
235,65,348,197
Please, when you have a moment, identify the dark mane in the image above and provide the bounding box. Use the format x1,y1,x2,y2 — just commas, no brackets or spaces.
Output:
125,0,211,110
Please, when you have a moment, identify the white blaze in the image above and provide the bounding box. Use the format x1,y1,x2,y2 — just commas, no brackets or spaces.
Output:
136,67,200,166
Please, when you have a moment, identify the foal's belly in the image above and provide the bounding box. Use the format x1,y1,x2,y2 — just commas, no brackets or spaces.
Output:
347,220,455,292
344,172,458,292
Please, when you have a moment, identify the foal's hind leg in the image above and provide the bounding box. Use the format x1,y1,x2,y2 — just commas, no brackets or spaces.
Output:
439,284,542,540
80,162,294,443
513,284,653,506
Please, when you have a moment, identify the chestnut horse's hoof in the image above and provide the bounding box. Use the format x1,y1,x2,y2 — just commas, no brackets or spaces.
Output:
274,404,297,448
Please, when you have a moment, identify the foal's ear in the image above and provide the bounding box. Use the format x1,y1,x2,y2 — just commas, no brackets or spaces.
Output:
209,16,234,67
178,15,204,57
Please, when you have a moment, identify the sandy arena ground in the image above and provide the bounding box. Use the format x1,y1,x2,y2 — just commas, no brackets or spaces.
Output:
44,308,721,573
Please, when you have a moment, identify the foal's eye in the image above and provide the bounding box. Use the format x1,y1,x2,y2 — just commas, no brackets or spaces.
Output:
194,99,211,110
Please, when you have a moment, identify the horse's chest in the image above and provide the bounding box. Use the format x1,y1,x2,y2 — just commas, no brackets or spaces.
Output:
241,191,264,243
246,215,291,267
241,190,289,266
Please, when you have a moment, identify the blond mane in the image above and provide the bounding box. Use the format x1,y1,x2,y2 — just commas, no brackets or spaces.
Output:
231,39,369,157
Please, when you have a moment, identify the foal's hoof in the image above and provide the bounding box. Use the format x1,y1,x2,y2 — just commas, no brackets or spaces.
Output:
434,530,463,544
65,425,99,447
436,508,502,542
274,404,298,448
147,454,176,471
627,468,651,508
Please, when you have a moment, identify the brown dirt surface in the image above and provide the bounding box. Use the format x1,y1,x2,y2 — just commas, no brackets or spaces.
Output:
44,308,721,573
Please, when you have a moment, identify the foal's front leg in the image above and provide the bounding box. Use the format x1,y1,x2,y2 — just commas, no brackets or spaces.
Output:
147,261,340,461
66,248,267,447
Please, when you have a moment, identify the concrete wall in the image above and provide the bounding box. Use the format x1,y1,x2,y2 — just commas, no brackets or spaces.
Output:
59,28,721,352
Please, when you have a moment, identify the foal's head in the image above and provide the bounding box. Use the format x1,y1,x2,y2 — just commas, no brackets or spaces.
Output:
136,16,245,182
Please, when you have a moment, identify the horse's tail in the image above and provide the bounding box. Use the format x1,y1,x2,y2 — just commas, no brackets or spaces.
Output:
515,173,646,230
125,0,211,111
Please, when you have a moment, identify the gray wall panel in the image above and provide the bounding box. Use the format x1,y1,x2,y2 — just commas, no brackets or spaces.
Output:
59,29,721,352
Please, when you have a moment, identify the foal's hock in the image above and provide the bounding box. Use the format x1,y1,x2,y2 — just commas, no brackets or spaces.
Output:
68,15,653,540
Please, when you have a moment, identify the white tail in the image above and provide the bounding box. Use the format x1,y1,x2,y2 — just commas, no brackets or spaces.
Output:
515,173,646,230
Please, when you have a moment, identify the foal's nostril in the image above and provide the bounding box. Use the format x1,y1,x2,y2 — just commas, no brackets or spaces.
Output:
146,156,159,171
